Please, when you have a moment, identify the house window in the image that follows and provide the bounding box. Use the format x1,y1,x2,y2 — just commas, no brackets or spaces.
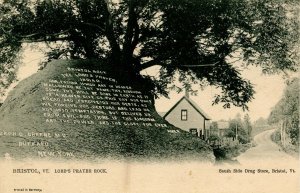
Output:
181,109,187,121
189,128,198,136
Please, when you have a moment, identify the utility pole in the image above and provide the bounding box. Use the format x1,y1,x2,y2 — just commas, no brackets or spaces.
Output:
235,124,238,142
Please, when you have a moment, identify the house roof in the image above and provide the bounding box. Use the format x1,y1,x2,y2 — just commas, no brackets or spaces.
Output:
163,96,211,120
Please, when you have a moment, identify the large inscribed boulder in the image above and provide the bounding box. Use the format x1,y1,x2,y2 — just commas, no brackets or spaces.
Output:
0,60,213,161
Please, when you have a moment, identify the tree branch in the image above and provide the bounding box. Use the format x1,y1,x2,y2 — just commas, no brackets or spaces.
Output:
181,61,219,67
20,29,70,39
19,36,71,43
139,59,219,71
138,58,164,71
79,22,105,32
0,26,70,40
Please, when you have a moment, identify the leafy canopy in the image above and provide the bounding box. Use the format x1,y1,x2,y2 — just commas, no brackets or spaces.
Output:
0,0,299,109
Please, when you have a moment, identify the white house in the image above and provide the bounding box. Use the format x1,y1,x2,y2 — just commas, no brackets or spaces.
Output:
163,93,211,139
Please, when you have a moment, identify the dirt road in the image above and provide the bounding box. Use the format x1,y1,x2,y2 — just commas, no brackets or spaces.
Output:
237,129,298,165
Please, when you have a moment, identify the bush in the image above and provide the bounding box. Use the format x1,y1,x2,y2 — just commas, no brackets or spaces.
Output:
214,143,251,160
208,134,221,142
157,133,214,161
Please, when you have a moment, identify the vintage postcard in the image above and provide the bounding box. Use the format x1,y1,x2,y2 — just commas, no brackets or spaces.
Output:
0,0,299,193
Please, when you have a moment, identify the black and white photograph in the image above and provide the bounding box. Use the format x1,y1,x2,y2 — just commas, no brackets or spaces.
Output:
0,0,299,192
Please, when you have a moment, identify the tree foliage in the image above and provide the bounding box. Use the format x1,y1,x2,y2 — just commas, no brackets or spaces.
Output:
243,114,252,139
268,78,299,145
225,113,252,143
0,0,299,108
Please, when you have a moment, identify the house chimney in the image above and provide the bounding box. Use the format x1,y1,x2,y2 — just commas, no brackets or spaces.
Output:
185,88,189,99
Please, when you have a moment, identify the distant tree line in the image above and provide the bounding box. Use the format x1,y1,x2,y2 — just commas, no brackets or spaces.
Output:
252,117,270,136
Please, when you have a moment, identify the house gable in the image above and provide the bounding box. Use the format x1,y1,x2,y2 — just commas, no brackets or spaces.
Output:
163,96,211,120
163,96,211,133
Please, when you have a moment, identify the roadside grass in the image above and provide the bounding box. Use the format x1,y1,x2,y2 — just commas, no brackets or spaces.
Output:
271,129,299,159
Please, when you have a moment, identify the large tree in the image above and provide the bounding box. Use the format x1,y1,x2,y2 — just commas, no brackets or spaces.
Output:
0,0,299,108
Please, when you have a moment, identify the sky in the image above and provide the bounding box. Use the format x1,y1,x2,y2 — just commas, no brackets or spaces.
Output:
152,66,288,122
6,47,295,123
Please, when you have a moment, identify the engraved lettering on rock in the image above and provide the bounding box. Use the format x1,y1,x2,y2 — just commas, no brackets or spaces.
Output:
41,67,164,128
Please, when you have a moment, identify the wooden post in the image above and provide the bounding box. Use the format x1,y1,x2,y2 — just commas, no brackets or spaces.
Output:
280,120,283,146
